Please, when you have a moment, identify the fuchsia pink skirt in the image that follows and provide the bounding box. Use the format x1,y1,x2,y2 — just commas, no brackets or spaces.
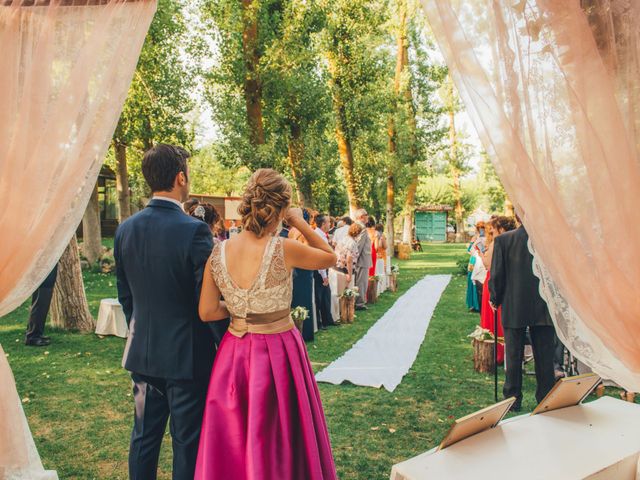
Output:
194,328,337,480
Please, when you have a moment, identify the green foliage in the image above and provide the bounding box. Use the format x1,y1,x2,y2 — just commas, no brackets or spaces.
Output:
456,256,470,275
478,154,507,213
189,145,251,196
110,0,200,206
199,0,343,210
416,174,479,213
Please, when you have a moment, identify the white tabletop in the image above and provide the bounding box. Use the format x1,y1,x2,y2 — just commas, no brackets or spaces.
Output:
391,396,640,480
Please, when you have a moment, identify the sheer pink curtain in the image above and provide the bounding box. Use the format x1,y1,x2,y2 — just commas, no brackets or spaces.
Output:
0,0,156,317
422,0,640,391
0,1,155,477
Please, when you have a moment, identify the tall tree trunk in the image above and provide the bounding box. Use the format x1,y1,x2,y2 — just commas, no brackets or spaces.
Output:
287,122,311,207
142,115,154,152
327,57,361,214
242,0,265,146
402,177,417,243
387,0,409,250
335,116,360,216
51,235,94,332
114,140,132,221
504,197,515,217
397,0,420,244
386,170,395,246
447,77,465,242
82,181,102,265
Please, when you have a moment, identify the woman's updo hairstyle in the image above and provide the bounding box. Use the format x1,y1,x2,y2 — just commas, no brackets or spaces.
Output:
238,168,292,238
188,202,220,227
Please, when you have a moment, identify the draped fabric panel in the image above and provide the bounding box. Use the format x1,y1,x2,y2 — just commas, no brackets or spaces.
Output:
0,0,157,317
422,0,640,391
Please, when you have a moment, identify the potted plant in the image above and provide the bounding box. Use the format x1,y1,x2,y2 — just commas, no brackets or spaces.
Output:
468,326,503,373
339,287,358,323
291,306,309,332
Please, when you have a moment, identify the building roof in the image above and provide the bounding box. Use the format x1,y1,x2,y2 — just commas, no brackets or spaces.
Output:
415,205,453,212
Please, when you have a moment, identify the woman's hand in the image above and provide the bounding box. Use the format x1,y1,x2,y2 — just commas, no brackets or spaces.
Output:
285,207,304,227
346,273,352,283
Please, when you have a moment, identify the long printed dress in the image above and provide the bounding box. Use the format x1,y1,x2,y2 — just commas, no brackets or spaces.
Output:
195,236,337,480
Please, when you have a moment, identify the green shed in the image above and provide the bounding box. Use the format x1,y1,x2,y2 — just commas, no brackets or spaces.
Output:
414,205,452,243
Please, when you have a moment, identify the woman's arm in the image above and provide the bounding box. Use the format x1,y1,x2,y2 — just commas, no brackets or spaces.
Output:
284,208,336,270
380,234,387,250
346,253,353,282
199,258,230,322
482,242,494,270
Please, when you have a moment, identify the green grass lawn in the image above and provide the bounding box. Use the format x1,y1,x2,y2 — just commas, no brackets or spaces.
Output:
0,243,615,479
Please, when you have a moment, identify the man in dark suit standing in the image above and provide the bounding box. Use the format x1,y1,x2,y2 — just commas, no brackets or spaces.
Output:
489,221,555,411
115,144,216,480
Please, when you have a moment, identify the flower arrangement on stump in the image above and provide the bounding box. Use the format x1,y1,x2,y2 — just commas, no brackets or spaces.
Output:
367,275,380,304
388,264,399,292
339,287,358,323
468,326,504,373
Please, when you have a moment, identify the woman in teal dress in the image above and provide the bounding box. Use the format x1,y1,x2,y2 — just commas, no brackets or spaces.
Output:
466,242,480,312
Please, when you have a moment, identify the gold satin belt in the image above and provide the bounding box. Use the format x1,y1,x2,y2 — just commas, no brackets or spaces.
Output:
229,308,294,338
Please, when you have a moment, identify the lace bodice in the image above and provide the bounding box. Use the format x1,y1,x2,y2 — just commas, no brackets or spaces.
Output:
210,236,292,319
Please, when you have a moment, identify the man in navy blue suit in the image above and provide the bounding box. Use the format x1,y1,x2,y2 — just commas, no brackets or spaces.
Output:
115,144,217,480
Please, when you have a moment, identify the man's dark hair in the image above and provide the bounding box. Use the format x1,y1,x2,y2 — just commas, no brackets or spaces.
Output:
141,143,190,193
314,214,327,228
341,216,353,226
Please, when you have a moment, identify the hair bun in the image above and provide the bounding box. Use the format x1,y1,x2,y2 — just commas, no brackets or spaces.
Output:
239,169,292,238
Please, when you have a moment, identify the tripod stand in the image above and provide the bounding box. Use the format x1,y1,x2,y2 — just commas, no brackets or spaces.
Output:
493,307,499,402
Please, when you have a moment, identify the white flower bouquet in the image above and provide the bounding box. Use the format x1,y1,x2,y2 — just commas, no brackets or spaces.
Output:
340,287,359,299
291,306,309,332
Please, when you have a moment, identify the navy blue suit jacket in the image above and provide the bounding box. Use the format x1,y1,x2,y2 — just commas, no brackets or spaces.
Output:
114,198,215,380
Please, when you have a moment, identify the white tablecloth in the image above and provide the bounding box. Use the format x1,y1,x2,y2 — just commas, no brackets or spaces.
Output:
391,396,640,480
95,298,128,338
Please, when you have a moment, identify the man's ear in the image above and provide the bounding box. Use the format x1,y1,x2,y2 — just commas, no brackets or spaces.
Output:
177,171,187,187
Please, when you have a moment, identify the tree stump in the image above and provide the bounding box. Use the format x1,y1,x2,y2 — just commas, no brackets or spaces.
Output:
397,243,412,260
51,235,95,332
367,278,379,304
388,273,398,293
339,297,355,323
472,339,495,373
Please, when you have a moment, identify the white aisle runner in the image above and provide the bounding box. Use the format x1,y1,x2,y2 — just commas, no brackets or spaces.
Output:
315,274,451,392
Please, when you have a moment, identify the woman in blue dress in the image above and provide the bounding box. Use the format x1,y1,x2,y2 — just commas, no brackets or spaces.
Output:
286,209,316,341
